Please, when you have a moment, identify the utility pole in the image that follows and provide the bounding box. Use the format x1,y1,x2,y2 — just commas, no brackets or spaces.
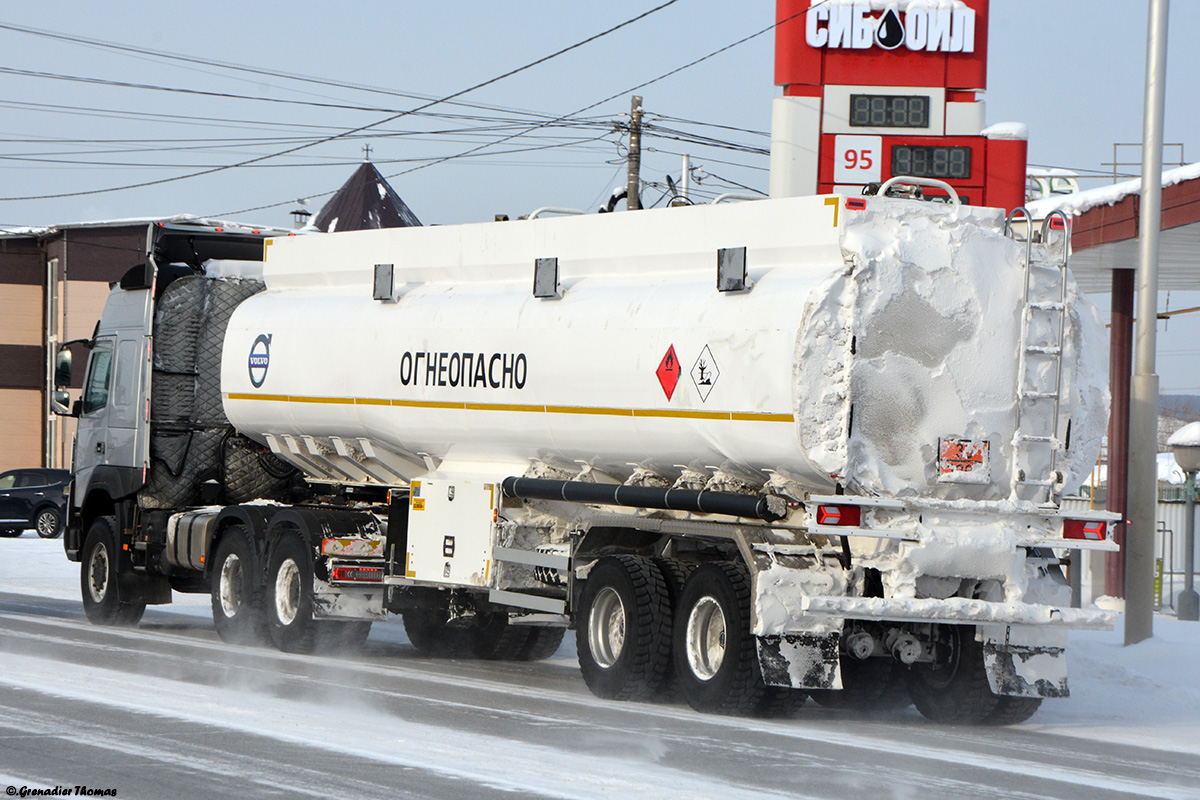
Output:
1127,0,1170,646
626,95,643,210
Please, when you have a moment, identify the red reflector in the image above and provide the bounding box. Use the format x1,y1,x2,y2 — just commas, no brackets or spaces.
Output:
1064,519,1106,541
846,198,867,210
817,504,861,527
1049,217,1067,230
331,566,385,583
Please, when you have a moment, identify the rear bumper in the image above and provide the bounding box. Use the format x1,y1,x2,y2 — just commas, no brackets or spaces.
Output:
793,595,1116,630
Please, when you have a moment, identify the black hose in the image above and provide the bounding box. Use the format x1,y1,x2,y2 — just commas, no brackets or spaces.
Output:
501,476,786,522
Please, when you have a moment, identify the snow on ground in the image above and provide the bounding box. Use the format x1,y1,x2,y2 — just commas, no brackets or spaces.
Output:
3,534,1200,758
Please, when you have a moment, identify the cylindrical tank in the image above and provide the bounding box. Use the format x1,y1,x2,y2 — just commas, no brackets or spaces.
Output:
221,195,1106,501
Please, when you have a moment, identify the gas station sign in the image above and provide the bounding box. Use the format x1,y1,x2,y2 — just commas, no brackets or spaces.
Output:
769,0,1027,212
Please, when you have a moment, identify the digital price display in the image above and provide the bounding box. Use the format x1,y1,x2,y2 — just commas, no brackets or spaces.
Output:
849,94,931,128
891,145,972,179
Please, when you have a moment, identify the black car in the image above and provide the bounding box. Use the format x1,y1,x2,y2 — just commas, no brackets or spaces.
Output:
0,468,71,539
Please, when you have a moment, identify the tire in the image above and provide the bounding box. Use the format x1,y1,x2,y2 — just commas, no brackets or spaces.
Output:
35,507,63,539
519,626,567,661
402,606,457,655
811,657,910,714
576,555,672,701
467,612,533,660
211,526,268,645
80,516,145,627
755,687,809,718
673,562,768,715
651,557,695,699
984,695,1043,726
265,533,318,653
314,621,372,654
907,625,1000,724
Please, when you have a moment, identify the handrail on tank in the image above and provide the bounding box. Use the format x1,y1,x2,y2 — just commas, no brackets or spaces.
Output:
711,193,763,204
1004,206,1035,240
877,176,961,207
527,207,587,219
1040,209,1072,267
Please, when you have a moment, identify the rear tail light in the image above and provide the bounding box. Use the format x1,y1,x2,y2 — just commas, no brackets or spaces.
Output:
1063,518,1107,541
331,566,384,583
846,198,867,210
816,504,862,527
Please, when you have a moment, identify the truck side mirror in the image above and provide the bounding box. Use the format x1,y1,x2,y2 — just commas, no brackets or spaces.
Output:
54,349,72,388
51,390,77,417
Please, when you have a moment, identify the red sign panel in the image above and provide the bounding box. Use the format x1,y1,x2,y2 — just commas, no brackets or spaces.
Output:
656,345,681,401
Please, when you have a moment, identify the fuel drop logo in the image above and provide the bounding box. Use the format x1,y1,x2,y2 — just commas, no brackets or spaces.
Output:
248,334,272,388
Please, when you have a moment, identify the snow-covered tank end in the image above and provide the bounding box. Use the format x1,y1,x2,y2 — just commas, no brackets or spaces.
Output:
795,198,1108,502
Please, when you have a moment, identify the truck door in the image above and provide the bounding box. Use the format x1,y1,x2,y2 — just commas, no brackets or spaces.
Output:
73,337,116,500
106,331,151,473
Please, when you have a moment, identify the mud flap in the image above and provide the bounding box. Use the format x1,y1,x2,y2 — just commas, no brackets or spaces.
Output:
312,578,388,621
756,631,842,689
981,624,1069,698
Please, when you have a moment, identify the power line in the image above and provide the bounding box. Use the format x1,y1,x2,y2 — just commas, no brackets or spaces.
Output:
0,0,683,202
219,2,819,217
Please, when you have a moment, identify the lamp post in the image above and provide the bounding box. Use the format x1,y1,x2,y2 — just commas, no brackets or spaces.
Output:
1168,421,1200,621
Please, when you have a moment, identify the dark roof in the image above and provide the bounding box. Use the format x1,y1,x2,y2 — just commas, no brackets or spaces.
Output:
312,162,421,233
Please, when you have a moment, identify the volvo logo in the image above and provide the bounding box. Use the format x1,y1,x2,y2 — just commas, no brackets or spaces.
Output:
248,334,272,388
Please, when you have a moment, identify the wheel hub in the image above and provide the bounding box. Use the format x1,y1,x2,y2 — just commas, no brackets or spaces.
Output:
686,595,727,681
588,586,626,668
274,558,301,625
219,553,244,617
87,544,109,604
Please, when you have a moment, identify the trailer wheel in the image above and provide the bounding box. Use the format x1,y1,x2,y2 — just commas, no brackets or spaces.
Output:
314,621,372,653
266,534,318,653
673,562,767,715
984,695,1043,726
80,515,145,627
576,555,672,701
810,657,910,714
211,526,268,645
908,625,1000,724
402,607,455,655
519,627,567,661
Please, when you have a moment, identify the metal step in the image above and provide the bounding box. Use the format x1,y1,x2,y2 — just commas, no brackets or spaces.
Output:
1019,434,1058,443
1027,301,1064,311
1025,345,1062,355
1020,391,1059,400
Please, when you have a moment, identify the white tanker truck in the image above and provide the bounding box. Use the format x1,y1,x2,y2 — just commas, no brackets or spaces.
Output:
56,188,1119,724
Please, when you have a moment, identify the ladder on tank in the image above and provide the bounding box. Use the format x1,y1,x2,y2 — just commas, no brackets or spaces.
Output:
1005,208,1072,503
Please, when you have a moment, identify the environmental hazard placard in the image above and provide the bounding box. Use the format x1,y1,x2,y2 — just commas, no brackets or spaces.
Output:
691,345,719,402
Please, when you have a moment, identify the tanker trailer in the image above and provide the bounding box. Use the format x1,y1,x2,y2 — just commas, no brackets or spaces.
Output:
62,191,1118,724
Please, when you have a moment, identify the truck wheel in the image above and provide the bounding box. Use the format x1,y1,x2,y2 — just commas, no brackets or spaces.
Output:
984,695,1043,726
908,625,1000,724
651,557,694,699
519,627,567,661
266,534,318,653
211,526,268,645
402,607,457,655
35,507,63,539
314,621,372,653
468,611,532,660
811,657,910,713
673,562,767,715
576,555,672,701
80,516,145,627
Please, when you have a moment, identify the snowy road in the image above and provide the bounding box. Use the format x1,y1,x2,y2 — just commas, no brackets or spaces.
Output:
2,538,1199,800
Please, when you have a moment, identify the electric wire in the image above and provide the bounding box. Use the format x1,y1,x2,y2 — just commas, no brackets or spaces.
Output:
0,0,684,202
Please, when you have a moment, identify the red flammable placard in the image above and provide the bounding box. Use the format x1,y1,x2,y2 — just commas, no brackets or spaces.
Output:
656,345,681,401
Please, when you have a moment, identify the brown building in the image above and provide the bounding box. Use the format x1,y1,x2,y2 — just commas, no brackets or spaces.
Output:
0,218,288,473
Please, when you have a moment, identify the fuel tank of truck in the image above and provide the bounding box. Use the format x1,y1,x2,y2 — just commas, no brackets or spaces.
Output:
221,194,1106,501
